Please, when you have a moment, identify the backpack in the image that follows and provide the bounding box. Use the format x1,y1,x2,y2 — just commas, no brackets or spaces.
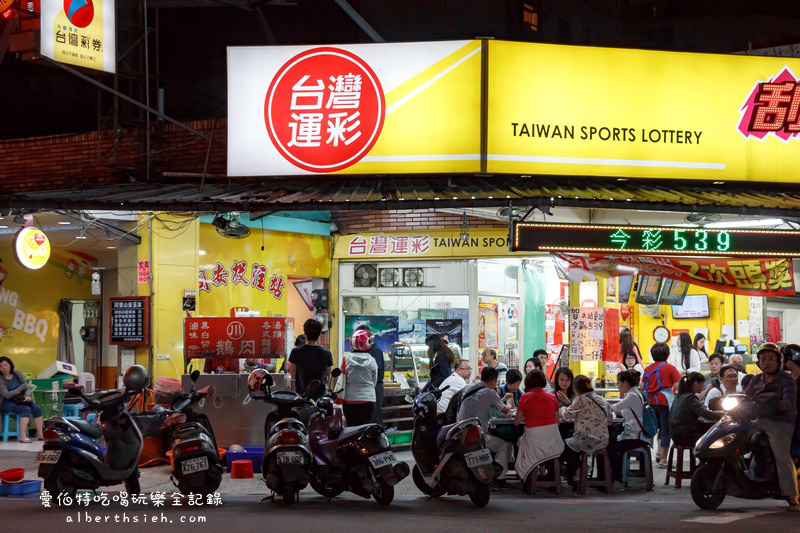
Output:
631,389,659,440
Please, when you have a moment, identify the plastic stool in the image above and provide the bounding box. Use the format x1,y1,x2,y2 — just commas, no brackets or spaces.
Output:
577,449,612,495
62,404,84,418
665,444,697,489
85,413,98,424
230,460,254,479
525,457,562,496
1,413,21,442
623,447,654,491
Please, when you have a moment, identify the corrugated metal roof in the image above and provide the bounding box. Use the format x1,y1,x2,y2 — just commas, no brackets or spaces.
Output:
4,175,800,216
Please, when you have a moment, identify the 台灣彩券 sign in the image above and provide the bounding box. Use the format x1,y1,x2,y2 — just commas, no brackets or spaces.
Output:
184,317,291,360
551,253,794,297
40,0,115,73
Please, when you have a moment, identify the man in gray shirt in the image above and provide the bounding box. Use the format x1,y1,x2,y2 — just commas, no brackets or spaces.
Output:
458,366,513,489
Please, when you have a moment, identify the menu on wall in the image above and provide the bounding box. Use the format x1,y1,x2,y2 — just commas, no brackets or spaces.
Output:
569,306,604,361
109,297,150,345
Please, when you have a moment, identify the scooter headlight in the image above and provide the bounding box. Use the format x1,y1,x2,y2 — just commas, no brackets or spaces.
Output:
721,396,739,411
709,434,736,449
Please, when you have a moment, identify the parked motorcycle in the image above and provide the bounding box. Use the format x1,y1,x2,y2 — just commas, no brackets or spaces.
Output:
248,369,315,505
162,369,223,496
691,393,798,509
410,385,493,507
308,368,410,505
37,365,149,503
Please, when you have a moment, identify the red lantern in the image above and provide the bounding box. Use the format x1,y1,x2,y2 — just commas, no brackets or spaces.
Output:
620,303,631,322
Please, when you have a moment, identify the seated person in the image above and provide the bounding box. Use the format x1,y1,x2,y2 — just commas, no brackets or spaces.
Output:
552,367,575,407
705,365,742,410
0,356,44,442
608,370,649,491
482,348,507,373
513,370,563,485
499,369,523,407
701,353,725,400
203,356,239,374
668,372,722,447
745,343,799,511
458,367,513,489
437,360,472,414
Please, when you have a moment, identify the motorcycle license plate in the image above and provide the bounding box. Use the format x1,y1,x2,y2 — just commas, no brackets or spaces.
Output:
464,449,492,468
277,451,306,465
368,451,397,470
35,450,61,464
181,456,209,474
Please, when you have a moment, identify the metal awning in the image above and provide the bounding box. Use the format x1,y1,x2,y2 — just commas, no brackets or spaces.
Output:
3,175,800,217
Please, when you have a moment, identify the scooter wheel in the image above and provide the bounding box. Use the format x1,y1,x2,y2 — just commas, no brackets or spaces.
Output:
43,463,77,506
372,479,394,506
691,463,726,510
282,482,297,506
468,478,490,508
124,475,140,496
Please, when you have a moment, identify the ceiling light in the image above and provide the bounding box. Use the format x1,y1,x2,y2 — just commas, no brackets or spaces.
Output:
58,221,71,225
198,250,207,256
0,225,7,229
106,246,116,249
76,236,87,239
705,218,784,229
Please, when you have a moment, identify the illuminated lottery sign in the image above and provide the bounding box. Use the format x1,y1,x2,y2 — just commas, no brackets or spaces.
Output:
511,222,800,257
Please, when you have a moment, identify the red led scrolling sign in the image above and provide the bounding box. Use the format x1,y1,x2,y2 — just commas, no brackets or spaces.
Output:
511,222,800,257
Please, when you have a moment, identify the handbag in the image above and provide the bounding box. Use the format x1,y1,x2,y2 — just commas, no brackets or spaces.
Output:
631,389,658,439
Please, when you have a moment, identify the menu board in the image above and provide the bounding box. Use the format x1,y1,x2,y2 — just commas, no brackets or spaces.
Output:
184,317,291,360
569,307,604,361
109,297,150,345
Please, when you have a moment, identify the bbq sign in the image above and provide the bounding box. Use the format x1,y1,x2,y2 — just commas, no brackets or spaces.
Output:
264,48,385,172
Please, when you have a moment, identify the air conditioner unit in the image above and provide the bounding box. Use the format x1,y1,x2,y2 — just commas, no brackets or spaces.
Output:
354,264,378,287
378,267,400,287
403,267,425,287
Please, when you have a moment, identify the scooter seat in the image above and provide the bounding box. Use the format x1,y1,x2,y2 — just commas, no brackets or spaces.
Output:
70,418,102,438
436,423,456,449
338,424,378,441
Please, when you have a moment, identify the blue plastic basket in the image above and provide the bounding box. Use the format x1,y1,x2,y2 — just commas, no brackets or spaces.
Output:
0,480,42,496
225,446,263,473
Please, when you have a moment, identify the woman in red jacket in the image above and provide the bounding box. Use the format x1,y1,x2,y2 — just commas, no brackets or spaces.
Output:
642,342,681,468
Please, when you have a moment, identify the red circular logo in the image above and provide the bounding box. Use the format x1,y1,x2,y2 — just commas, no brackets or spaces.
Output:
264,47,385,173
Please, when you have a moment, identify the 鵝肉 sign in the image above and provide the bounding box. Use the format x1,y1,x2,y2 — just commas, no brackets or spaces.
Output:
183,317,291,360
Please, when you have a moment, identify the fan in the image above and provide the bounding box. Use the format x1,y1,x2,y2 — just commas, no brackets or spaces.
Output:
403,267,424,287
378,268,400,287
213,213,251,239
354,264,378,287
642,304,662,318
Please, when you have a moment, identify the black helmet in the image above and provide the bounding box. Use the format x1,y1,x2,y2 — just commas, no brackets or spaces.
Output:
784,344,800,366
757,342,783,364
123,364,148,392
316,396,334,417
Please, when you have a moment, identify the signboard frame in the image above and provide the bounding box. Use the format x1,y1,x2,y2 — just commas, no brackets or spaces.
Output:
109,296,150,346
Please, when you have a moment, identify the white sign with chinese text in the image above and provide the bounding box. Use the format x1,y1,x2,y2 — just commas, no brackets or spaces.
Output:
568,307,604,361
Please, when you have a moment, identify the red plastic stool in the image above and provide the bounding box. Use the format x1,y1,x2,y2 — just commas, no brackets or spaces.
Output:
230,460,254,479
665,444,696,489
525,457,562,496
577,449,612,495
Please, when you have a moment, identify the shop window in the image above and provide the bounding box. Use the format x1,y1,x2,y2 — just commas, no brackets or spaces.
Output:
477,260,519,294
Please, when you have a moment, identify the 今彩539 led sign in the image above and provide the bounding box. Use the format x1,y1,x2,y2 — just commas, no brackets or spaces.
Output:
511,222,800,257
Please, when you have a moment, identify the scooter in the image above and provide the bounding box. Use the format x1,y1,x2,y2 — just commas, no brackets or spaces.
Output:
691,393,798,509
162,370,223,496
37,385,143,503
410,385,494,507
248,369,315,506
308,369,410,505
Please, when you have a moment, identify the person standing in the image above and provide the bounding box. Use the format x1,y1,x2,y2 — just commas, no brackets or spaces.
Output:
341,330,379,427
619,328,643,366
782,344,800,457
437,360,472,414
671,332,702,375
642,342,682,468
694,333,710,363
427,334,456,389
287,318,333,399
355,325,385,425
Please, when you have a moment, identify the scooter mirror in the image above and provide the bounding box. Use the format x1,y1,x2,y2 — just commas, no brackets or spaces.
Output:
190,370,201,382
331,368,342,378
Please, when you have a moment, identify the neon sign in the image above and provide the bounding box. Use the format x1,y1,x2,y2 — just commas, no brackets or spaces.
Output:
511,222,800,257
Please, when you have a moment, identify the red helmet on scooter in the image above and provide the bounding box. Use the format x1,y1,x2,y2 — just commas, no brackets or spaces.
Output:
247,368,269,394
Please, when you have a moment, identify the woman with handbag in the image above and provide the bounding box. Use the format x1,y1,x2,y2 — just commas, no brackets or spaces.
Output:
0,356,43,442
608,370,651,491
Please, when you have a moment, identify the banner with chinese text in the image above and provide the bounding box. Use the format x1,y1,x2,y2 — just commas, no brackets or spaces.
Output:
569,307,605,361
551,252,794,297
41,0,115,73
333,229,522,259
183,317,291,360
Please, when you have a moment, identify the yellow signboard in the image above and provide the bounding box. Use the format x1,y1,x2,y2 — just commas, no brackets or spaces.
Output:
333,229,527,260
14,227,50,270
40,0,115,73
487,41,800,182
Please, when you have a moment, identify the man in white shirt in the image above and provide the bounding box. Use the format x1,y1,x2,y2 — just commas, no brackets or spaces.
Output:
437,360,472,414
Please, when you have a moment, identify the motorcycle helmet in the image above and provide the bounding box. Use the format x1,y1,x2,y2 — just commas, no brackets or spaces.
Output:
783,344,800,367
350,329,374,352
122,364,148,392
247,368,269,393
757,342,783,365
316,396,334,417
